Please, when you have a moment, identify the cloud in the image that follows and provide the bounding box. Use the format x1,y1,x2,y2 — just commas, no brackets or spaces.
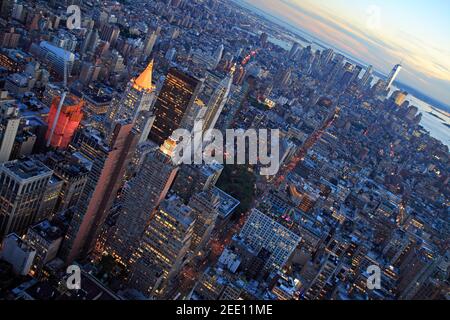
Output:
238,0,450,105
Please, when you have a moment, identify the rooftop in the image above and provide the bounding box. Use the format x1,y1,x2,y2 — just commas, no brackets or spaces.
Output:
2,159,52,181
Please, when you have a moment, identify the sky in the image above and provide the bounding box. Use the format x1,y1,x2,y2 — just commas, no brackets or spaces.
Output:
237,0,450,106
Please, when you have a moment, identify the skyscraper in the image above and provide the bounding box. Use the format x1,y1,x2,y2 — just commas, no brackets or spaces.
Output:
0,158,53,238
45,94,83,149
386,64,402,90
149,68,202,145
188,191,220,254
107,137,179,265
62,123,139,264
128,197,194,297
0,93,20,163
109,60,156,125
202,70,233,132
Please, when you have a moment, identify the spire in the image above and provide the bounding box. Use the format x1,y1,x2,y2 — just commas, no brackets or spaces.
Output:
133,59,155,91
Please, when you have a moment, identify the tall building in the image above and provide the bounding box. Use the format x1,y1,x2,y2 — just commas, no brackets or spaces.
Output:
0,159,53,238
239,209,301,272
188,190,220,254
0,93,20,163
62,123,139,264
36,151,89,215
202,70,233,132
289,43,301,59
108,60,156,126
31,41,75,79
386,64,402,90
45,94,83,149
143,28,160,58
107,137,180,265
212,44,224,69
99,24,120,46
149,68,202,145
171,163,223,203
129,197,194,297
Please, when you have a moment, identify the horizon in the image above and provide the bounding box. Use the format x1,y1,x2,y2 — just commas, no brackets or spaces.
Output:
233,0,450,108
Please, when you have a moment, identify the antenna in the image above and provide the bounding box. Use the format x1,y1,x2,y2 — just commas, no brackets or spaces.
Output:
47,57,69,147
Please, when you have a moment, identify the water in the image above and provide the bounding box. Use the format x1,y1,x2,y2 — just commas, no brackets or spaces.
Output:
232,0,450,148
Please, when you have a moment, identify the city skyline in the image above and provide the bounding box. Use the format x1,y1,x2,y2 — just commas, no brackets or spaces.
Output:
236,0,450,107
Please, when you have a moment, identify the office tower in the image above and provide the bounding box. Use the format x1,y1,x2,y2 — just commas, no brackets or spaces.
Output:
278,67,292,87
0,0,13,19
45,94,83,149
360,65,373,87
81,28,99,55
107,137,179,265
31,41,75,79
129,197,194,297
171,163,223,203
149,68,202,145
260,32,268,48
0,93,20,163
143,28,160,58
37,175,63,222
37,151,89,215
108,60,156,126
62,123,139,264
0,159,53,238
289,42,301,59
391,90,408,107
239,209,301,272
386,64,402,90
0,233,36,275
212,44,224,69
188,191,220,254
26,219,64,278
100,24,120,46
320,48,334,66
202,71,233,132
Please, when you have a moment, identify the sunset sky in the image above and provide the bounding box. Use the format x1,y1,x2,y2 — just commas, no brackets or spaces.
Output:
238,0,450,106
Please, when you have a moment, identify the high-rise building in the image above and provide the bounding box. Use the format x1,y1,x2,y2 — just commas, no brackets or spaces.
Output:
391,90,408,107
212,44,224,69
239,209,301,272
61,123,139,264
289,43,301,59
31,41,75,79
171,163,223,203
0,92,20,163
143,27,160,58
149,68,202,145
129,197,194,297
187,190,220,254
386,64,402,90
107,137,179,265
36,151,89,215
99,24,120,46
45,94,83,149
108,60,156,126
0,158,53,238
202,71,233,132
